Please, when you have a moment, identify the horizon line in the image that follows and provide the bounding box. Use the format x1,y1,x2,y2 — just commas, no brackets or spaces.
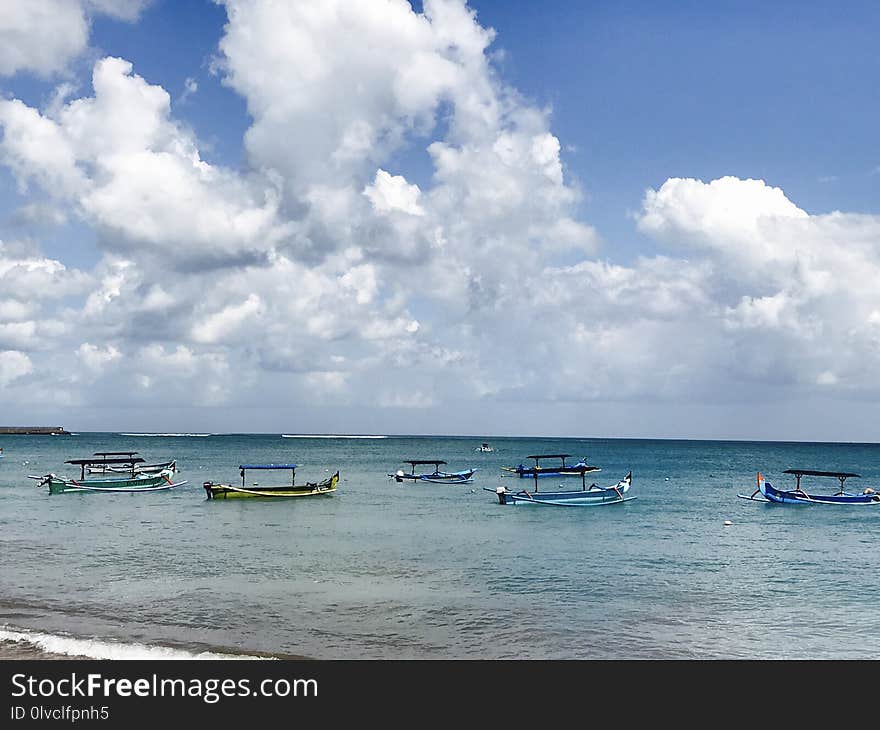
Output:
10,430,880,446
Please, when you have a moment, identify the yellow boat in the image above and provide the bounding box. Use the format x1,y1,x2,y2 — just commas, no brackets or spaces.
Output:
203,463,338,499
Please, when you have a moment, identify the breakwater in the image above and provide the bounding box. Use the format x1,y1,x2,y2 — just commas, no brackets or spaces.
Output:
0,426,71,435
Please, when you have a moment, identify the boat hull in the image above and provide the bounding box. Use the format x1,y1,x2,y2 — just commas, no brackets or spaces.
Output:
204,471,339,499
391,468,476,484
40,470,181,494
419,475,474,484
89,460,177,475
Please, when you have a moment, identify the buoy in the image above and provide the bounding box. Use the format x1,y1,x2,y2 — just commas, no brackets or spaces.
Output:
723,520,732,526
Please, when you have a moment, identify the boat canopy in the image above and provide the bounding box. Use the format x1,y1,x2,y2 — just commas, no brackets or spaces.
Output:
526,454,572,461
66,457,145,466
239,464,298,470
405,460,447,465
93,451,139,457
782,469,861,478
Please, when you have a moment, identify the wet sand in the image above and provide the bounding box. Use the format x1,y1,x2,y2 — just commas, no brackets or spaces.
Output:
0,639,90,659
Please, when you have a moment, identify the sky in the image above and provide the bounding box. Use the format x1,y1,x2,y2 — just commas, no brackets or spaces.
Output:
0,0,879,440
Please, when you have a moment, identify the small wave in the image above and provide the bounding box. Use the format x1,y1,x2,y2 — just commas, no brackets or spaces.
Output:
120,433,213,437
281,434,387,439
0,626,264,660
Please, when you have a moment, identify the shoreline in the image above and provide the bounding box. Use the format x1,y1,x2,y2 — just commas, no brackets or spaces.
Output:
0,625,305,661
0,641,90,660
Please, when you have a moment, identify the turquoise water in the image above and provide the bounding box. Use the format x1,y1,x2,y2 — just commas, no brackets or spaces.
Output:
1,433,880,658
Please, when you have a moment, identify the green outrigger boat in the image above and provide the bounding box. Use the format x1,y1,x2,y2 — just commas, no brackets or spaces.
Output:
29,454,186,495
203,463,339,499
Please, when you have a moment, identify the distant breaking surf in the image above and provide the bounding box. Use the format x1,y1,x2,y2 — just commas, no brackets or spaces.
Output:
120,433,213,437
281,434,387,439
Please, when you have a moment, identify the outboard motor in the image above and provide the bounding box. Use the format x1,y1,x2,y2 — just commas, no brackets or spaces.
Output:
395,469,405,483
495,486,507,504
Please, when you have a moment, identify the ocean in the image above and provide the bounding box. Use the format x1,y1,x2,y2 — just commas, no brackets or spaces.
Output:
1,432,879,659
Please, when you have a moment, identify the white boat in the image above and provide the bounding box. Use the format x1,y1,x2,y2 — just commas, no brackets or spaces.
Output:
476,443,494,452
486,472,634,507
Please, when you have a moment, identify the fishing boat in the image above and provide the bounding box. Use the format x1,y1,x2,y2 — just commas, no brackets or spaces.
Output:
85,452,177,474
203,463,339,499
107,459,176,474
486,471,634,506
501,454,600,478
28,456,185,495
476,443,494,452
738,470,880,505
389,460,477,484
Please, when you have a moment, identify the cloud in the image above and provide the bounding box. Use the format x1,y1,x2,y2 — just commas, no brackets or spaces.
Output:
191,293,263,344
85,0,151,22
76,342,121,373
0,349,32,386
215,0,485,192
635,176,880,396
364,170,425,216
0,1,89,78
0,0,150,78
0,57,288,270
177,77,198,104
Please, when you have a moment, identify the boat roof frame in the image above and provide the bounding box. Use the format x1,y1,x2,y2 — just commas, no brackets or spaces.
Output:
405,459,447,465
66,457,146,466
239,464,298,470
783,469,861,479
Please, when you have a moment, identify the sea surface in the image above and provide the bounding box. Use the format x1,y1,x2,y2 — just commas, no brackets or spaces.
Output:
1,432,880,659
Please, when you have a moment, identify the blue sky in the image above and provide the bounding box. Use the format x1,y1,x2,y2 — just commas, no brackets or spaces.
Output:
1,0,879,439
473,0,880,253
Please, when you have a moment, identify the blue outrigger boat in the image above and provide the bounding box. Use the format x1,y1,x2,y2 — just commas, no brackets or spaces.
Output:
486,471,634,506
739,470,880,505
389,460,477,484
501,454,600,479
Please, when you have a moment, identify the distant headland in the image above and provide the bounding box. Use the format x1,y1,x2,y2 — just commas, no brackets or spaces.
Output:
0,426,71,435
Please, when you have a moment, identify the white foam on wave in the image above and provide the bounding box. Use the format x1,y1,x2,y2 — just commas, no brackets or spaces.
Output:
119,433,212,437
0,626,263,660
281,434,387,439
